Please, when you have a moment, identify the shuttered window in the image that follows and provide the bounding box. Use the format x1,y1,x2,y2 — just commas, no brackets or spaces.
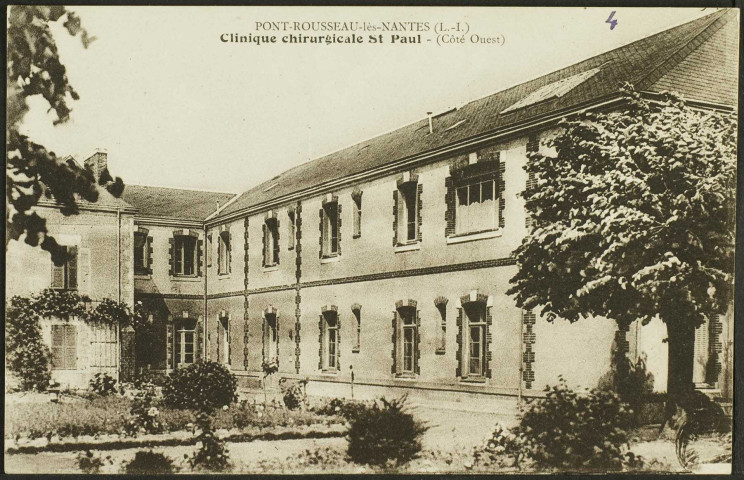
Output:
51,324,77,370
51,246,78,290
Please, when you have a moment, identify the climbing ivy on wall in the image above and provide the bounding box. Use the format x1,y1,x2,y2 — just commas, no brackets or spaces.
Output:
5,289,135,391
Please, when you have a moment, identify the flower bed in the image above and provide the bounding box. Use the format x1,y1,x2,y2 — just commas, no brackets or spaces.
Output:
5,392,344,443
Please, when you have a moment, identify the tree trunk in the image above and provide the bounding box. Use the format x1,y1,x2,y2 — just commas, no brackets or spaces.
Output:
666,322,696,402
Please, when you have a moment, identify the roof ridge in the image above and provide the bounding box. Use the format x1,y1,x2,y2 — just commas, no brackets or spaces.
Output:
634,9,731,91
126,183,237,195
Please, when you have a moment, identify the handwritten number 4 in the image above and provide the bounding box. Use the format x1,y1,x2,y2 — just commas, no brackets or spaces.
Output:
606,11,618,30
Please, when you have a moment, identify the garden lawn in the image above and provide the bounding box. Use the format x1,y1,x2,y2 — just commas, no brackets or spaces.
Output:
5,392,343,442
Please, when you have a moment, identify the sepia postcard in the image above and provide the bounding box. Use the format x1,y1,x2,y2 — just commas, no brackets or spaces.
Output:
5,5,738,474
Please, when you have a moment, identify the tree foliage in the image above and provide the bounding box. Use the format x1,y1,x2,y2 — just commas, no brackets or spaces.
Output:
508,85,736,397
7,5,123,266
509,85,735,329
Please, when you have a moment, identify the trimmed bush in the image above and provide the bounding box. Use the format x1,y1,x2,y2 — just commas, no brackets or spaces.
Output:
89,372,117,396
76,450,113,473
346,395,428,466
125,450,176,474
163,361,237,411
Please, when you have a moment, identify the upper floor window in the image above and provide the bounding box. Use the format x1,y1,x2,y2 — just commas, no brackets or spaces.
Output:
352,192,362,238
51,246,78,290
287,209,296,250
320,200,340,257
456,179,496,234
134,232,151,275
263,218,280,267
174,235,197,276
394,179,421,246
218,230,231,274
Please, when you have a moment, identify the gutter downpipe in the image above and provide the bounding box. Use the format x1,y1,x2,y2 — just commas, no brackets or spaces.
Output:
204,224,209,361
518,310,523,407
116,207,121,382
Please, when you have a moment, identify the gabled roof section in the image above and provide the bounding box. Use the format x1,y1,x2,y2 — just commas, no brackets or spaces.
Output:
218,9,737,219
121,185,237,221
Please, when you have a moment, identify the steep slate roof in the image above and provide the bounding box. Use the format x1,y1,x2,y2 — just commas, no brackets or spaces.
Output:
218,10,737,218
121,185,237,221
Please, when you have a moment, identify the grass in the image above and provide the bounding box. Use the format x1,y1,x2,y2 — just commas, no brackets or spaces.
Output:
6,393,344,441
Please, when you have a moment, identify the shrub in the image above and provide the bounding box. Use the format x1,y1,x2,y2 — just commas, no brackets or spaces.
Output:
163,361,237,411
89,372,118,396
280,378,307,410
189,411,231,472
346,395,428,466
124,450,176,474
76,450,113,473
314,397,371,421
472,423,524,470
511,378,644,472
124,382,163,435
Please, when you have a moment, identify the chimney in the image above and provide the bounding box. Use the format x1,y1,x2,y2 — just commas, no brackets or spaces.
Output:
84,149,108,181
427,112,433,134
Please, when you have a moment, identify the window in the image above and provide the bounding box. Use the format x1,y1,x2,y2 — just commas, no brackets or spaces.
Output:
322,311,339,371
321,201,340,257
264,219,280,267
218,231,231,274
352,307,361,352
174,320,196,367
352,195,362,238
51,246,78,290
174,236,197,276
456,179,497,234
436,301,447,353
134,233,149,275
400,183,418,243
464,303,487,377
219,314,230,366
207,234,213,267
51,324,77,370
264,313,278,361
288,209,296,250
394,305,419,375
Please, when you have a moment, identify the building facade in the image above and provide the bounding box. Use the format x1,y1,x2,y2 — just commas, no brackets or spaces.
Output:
7,11,736,403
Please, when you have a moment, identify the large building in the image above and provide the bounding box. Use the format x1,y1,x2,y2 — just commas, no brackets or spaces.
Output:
7,11,736,404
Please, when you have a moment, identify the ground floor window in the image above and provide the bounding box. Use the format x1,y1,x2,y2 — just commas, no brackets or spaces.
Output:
174,319,196,367
264,312,278,361
219,314,230,366
51,324,77,370
463,302,487,378
394,304,418,375
320,308,340,372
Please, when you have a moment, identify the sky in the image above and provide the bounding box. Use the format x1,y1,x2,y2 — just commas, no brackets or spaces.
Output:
19,6,717,195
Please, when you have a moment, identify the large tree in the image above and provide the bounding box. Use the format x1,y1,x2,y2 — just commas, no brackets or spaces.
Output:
508,85,736,404
7,5,123,265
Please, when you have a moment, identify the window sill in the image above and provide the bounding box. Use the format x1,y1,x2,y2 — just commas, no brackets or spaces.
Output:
263,265,279,273
134,273,152,279
320,255,341,264
460,377,487,384
394,243,421,253
435,348,446,355
171,276,201,282
351,347,360,354
394,373,417,380
446,229,502,245
352,234,361,239
320,369,339,375
217,273,231,280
